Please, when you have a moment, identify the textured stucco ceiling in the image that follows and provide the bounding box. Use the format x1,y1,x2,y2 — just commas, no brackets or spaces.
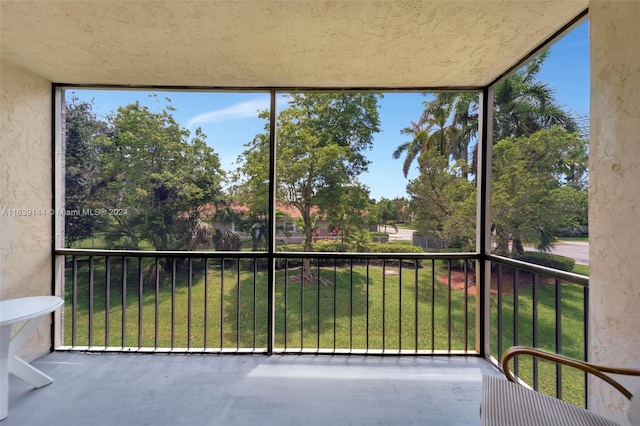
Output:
1,0,587,88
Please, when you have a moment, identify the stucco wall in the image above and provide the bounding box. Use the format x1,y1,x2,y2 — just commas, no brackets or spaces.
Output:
589,1,640,424
0,59,54,361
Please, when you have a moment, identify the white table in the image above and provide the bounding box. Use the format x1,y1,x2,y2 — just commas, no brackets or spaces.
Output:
0,296,64,420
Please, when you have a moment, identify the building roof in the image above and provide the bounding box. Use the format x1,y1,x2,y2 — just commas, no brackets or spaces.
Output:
1,1,587,88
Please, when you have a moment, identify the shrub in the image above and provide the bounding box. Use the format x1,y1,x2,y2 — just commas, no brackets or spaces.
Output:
516,251,575,272
313,240,348,252
367,243,423,254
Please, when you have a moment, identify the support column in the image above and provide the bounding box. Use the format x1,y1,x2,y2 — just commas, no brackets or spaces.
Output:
589,2,640,423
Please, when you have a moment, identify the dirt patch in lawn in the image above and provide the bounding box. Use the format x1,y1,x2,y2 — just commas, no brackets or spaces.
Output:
438,268,557,296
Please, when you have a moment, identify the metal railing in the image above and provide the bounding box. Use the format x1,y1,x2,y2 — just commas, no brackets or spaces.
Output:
487,255,589,407
55,249,478,355
55,248,590,405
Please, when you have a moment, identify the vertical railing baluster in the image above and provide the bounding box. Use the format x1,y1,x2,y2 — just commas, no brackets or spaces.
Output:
284,259,288,351
188,257,193,350
333,258,338,352
204,258,208,350
154,257,160,349
497,263,503,358
414,259,418,353
555,278,563,399
583,285,589,407
220,258,224,350
398,259,402,352
105,256,110,348
171,258,176,349
236,258,240,351
513,268,519,376
464,259,469,353
88,256,94,348
300,259,304,350
431,259,435,352
137,258,143,349
121,257,127,348
253,257,257,351
447,259,452,353
382,259,386,352
349,258,354,352
72,256,78,347
532,273,539,391
366,259,370,352
317,260,320,351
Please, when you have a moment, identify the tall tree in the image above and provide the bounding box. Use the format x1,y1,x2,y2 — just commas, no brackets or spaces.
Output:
392,96,454,178
493,53,578,141
64,95,109,247
407,146,476,250
236,92,380,280
395,52,578,180
97,102,225,250
491,127,588,255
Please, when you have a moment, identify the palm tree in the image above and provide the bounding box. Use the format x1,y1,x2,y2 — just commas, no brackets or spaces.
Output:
392,96,454,178
493,53,578,140
399,52,581,256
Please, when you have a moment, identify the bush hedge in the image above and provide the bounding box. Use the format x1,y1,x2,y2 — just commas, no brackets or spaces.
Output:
516,251,575,272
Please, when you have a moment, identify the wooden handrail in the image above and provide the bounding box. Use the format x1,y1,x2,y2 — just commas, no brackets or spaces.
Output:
501,346,640,400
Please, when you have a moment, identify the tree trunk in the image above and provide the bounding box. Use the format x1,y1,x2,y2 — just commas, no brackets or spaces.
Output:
494,229,510,256
301,208,314,282
511,237,525,257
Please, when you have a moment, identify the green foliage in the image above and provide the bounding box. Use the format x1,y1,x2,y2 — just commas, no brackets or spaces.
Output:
492,127,588,255
235,93,381,278
312,240,348,252
397,53,586,264
347,229,373,252
64,96,109,246
516,251,576,272
367,242,423,254
407,146,476,250
96,102,225,250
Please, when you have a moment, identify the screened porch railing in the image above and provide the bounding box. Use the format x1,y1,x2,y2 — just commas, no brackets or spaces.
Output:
55,249,478,355
54,248,590,406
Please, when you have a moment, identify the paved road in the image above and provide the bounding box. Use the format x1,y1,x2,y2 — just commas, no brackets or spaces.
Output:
547,241,589,265
381,227,589,264
525,241,589,264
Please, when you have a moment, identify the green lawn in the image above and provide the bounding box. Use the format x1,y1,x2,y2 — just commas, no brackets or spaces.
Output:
489,268,587,407
559,236,589,243
64,258,476,351
572,263,589,276
63,256,587,405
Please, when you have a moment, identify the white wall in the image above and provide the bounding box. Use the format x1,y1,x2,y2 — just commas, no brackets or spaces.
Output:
0,59,54,361
589,1,640,424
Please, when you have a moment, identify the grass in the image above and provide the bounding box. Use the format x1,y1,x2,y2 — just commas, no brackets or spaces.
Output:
558,236,589,243
572,263,589,276
63,256,588,406
63,258,476,352
489,267,587,406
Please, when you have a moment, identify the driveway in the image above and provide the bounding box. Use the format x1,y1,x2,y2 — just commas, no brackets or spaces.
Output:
379,226,414,241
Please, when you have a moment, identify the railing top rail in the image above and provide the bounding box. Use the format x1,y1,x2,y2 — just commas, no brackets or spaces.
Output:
489,254,589,287
55,248,479,260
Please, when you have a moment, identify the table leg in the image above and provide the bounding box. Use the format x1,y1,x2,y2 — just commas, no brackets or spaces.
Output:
1,326,11,420
7,318,54,388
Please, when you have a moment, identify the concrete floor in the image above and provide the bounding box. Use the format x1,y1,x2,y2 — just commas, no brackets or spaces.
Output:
4,352,500,426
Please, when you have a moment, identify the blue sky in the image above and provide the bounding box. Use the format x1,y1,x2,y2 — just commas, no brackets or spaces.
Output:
70,21,588,202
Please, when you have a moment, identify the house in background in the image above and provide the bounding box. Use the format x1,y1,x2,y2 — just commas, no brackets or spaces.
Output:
202,202,335,246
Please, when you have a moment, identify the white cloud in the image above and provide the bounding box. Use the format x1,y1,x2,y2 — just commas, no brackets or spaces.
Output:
187,98,269,127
